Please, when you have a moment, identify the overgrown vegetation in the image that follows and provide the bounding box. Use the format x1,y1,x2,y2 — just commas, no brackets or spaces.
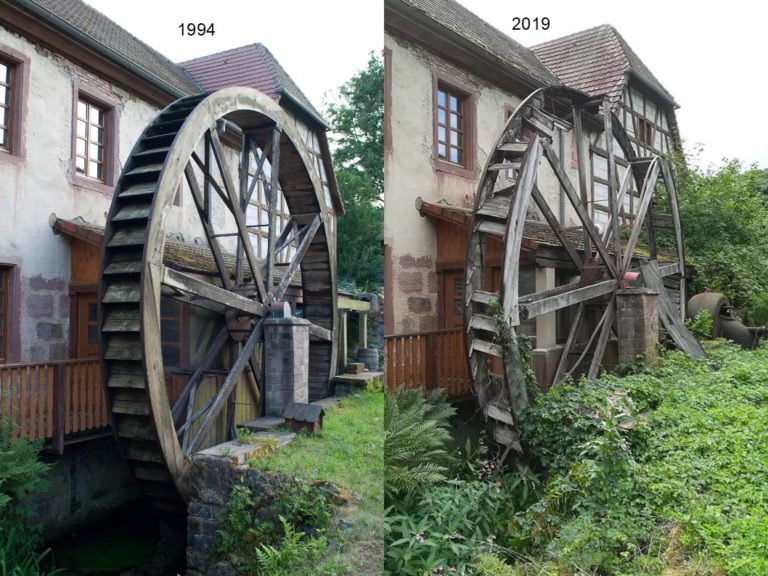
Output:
685,308,714,340
385,343,768,574
325,52,383,292
216,480,338,575
676,156,768,324
0,419,56,576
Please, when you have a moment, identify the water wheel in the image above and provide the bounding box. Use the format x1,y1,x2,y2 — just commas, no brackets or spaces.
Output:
464,87,689,454
99,88,336,514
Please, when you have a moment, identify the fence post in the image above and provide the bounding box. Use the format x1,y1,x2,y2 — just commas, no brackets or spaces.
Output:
425,333,437,391
53,364,65,455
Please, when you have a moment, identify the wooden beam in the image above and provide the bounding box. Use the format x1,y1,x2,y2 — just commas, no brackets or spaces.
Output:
266,128,282,296
603,100,621,270
188,319,265,454
542,141,620,279
531,185,583,270
660,158,687,319
553,302,585,386
502,135,543,325
519,279,616,321
622,159,661,273
162,267,265,317
273,215,321,302
573,107,592,257
308,322,333,341
587,296,616,379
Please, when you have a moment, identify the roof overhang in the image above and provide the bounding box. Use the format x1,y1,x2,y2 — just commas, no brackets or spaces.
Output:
1,0,192,107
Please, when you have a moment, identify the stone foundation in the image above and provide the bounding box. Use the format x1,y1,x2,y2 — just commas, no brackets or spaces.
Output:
263,317,309,417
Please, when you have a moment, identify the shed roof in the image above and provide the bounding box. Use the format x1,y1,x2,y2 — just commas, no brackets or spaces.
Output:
181,43,328,129
18,0,201,96
532,25,677,107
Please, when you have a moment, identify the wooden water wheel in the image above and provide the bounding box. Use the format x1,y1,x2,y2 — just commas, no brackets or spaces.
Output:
464,87,698,454
99,88,336,514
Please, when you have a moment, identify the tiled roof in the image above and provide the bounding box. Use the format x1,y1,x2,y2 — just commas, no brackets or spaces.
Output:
391,0,562,87
23,0,201,96
181,43,327,127
51,217,302,286
532,25,677,107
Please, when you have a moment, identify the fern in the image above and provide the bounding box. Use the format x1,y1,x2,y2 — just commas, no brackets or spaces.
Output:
384,388,456,494
473,553,520,576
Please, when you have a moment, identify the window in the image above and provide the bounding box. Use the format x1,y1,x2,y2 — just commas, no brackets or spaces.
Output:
75,98,107,181
436,84,465,165
635,117,655,147
72,84,117,191
75,293,99,358
0,59,15,153
0,46,28,160
0,267,8,362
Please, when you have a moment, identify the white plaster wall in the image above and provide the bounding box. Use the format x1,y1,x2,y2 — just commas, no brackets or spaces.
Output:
0,28,160,361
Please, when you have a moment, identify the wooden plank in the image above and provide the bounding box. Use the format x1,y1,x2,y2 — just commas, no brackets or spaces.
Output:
519,281,581,305
162,267,265,316
471,290,499,305
469,314,496,333
497,142,528,155
307,322,333,341
485,403,515,426
476,220,507,237
273,215,321,302
640,261,705,360
660,159,687,319
502,135,543,326
572,107,592,257
477,195,512,220
521,279,616,321
53,365,65,454
603,100,621,271
471,339,502,357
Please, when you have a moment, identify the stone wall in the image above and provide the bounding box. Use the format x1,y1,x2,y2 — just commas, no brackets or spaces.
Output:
263,317,309,415
186,454,297,576
26,275,69,361
32,436,140,541
616,289,660,365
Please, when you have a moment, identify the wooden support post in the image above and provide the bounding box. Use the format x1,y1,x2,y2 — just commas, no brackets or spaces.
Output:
358,312,368,350
341,311,349,368
53,364,65,455
535,267,557,349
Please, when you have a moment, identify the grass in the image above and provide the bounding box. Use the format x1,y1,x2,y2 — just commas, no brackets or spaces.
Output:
250,388,384,575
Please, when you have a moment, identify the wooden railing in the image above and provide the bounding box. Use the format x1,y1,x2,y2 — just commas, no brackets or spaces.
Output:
0,359,109,452
384,328,470,397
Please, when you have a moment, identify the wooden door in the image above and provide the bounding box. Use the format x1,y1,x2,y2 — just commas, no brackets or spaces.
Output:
76,292,99,358
441,270,464,328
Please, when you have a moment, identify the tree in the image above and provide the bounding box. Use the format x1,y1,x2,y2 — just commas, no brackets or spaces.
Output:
676,157,768,323
325,53,384,290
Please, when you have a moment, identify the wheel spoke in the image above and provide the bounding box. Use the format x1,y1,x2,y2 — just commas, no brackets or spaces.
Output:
273,215,321,302
587,296,616,379
553,302,585,386
622,158,661,273
187,318,265,454
542,141,620,279
162,266,265,317
531,185,583,270
603,100,621,270
266,128,281,296
184,162,233,290
208,128,269,303
172,326,230,425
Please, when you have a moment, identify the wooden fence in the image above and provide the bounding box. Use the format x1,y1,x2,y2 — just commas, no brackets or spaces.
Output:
0,359,109,452
384,328,470,397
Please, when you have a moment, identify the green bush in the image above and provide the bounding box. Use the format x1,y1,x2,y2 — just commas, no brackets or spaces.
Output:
685,309,714,340
215,480,341,576
384,388,455,494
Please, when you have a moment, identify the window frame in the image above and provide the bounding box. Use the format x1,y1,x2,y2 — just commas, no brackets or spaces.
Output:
432,73,475,179
0,264,20,363
71,81,118,194
0,43,29,164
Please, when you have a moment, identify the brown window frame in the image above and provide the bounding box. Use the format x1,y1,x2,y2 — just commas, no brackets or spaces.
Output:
71,82,118,194
0,266,8,363
433,73,475,179
0,44,29,163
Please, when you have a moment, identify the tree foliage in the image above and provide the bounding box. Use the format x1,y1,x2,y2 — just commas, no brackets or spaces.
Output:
675,156,768,324
325,53,384,290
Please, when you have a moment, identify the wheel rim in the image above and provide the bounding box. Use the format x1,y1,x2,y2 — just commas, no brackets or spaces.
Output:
100,88,337,511
464,87,686,453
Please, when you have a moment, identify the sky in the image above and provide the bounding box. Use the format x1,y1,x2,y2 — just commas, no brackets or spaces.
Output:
81,0,384,115
81,0,766,171
457,0,767,171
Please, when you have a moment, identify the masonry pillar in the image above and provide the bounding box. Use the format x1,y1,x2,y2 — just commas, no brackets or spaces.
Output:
263,316,310,417
616,288,659,365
